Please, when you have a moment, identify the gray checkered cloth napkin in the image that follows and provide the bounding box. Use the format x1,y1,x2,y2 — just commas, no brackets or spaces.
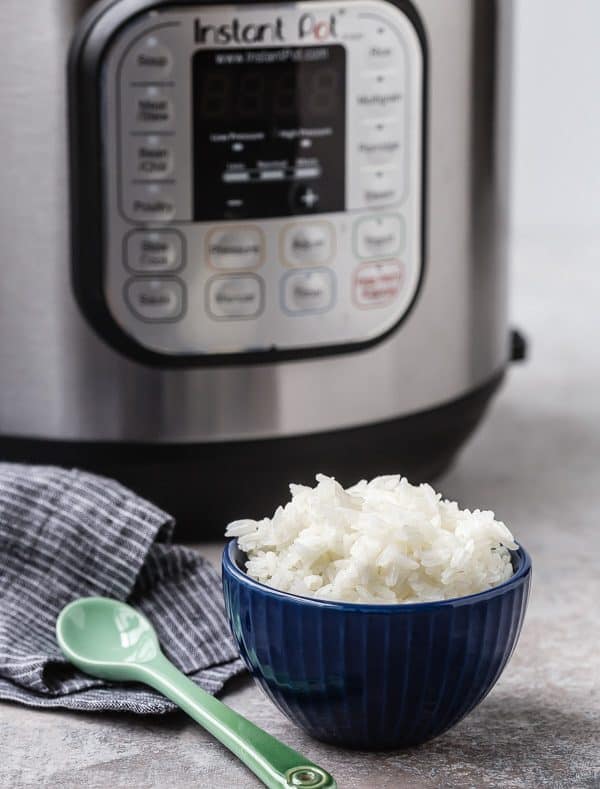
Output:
0,463,244,713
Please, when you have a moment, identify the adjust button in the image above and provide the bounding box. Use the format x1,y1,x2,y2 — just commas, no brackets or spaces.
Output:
282,269,335,315
354,261,404,308
125,277,184,321
126,230,184,273
207,227,264,270
207,275,264,320
282,222,334,266
355,215,405,259
124,184,176,222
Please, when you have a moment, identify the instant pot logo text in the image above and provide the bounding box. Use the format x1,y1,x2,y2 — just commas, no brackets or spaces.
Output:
194,14,337,45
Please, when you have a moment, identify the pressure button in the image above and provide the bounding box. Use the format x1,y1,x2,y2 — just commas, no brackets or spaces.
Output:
207,227,263,269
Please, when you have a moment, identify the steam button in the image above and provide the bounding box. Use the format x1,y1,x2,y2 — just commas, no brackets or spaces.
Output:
125,278,184,321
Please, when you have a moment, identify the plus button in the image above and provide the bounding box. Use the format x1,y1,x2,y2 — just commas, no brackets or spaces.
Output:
299,187,319,208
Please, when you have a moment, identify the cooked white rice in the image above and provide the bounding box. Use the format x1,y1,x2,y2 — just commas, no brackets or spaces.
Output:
226,474,517,604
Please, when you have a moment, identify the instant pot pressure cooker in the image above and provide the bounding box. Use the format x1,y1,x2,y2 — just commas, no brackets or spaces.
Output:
0,0,520,534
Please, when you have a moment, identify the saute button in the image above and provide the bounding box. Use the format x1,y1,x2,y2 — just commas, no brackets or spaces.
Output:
207,275,264,319
353,261,404,308
126,278,184,321
135,138,174,179
355,215,404,259
124,185,176,222
207,227,263,269
132,87,174,128
283,223,334,266
127,37,173,80
126,230,184,273
282,269,335,314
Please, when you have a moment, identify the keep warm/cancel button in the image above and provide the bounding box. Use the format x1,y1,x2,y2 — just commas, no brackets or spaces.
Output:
353,261,404,308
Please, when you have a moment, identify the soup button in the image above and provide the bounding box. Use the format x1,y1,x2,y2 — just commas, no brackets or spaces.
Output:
207,275,264,320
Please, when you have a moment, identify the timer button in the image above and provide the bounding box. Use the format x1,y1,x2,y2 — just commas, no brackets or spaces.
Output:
207,227,264,270
132,87,175,129
127,37,174,80
354,215,405,259
282,222,334,266
126,230,184,273
124,184,176,223
125,277,184,321
353,261,404,308
207,275,264,320
282,269,335,315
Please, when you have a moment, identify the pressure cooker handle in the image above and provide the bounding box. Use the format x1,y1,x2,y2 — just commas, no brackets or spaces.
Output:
510,329,528,363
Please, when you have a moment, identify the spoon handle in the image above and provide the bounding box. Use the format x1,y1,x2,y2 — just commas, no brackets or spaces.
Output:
140,653,336,789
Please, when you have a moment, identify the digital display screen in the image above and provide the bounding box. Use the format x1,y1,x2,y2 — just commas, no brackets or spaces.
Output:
193,45,346,220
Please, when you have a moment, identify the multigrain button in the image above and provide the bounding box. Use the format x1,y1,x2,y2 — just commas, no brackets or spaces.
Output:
282,269,335,314
282,222,334,266
354,261,404,308
135,137,174,178
126,230,184,273
356,73,403,118
125,278,184,321
132,87,174,128
124,184,176,222
127,37,174,80
207,227,263,269
207,275,264,319
355,215,405,259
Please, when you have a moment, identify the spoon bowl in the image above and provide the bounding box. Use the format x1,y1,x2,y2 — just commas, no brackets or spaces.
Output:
56,597,336,789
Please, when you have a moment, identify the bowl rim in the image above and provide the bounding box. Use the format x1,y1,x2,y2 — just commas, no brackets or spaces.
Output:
223,539,532,612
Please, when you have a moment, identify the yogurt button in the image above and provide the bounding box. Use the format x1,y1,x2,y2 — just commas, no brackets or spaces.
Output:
283,223,334,266
355,215,405,259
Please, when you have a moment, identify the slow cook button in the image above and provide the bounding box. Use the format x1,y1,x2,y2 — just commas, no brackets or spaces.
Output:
124,185,176,222
126,230,184,273
135,138,174,178
207,227,263,269
282,269,335,314
125,278,184,321
355,215,405,259
132,87,174,128
207,275,264,319
354,261,404,308
126,37,174,80
282,222,334,266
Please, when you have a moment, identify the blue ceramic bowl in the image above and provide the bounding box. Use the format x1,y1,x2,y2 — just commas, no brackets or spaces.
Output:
222,541,531,750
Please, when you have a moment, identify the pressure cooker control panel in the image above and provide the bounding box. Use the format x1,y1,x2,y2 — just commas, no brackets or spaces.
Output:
99,0,424,358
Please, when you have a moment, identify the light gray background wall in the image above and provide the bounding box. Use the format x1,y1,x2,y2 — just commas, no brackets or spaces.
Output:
512,0,600,239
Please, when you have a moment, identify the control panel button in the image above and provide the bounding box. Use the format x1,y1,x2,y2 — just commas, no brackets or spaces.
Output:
207,227,264,270
282,222,334,266
207,275,264,319
126,230,184,273
124,184,176,222
282,269,335,314
135,137,174,179
354,261,404,308
362,167,403,205
125,278,184,321
128,37,174,80
355,215,405,259
356,73,403,118
132,87,175,129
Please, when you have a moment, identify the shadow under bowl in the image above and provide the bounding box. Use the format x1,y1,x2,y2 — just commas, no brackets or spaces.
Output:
222,540,531,750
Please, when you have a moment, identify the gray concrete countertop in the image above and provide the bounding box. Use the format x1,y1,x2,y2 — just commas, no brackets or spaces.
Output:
2,237,599,788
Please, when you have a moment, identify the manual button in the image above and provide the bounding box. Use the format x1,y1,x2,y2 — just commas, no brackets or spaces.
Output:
207,275,264,319
125,278,184,321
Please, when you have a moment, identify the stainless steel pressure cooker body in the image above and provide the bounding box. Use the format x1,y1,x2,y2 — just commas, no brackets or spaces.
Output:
0,0,515,534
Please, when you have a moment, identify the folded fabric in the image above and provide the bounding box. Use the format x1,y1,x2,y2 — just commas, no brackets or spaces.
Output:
0,463,244,713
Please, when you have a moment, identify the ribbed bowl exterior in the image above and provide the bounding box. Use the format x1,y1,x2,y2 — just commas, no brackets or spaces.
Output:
222,542,531,750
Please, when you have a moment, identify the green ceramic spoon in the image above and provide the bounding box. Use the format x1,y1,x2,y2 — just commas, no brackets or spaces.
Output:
56,597,336,789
